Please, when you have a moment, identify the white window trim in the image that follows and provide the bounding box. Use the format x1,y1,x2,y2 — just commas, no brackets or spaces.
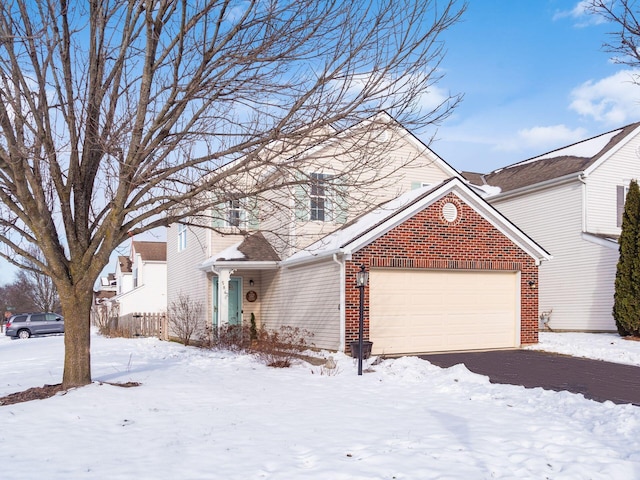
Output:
177,223,187,252
226,200,247,228
310,173,329,222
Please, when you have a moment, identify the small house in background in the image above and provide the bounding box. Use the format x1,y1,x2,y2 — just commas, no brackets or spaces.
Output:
463,122,640,332
100,240,167,318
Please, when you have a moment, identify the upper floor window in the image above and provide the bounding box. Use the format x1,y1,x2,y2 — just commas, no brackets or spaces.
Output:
617,185,630,228
227,200,246,228
294,172,346,224
310,173,329,221
177,223,187,251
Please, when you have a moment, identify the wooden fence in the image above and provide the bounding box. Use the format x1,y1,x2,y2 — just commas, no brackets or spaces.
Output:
117,312,168,340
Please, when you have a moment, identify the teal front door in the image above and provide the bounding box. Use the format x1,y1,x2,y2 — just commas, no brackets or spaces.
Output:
213,277,242,328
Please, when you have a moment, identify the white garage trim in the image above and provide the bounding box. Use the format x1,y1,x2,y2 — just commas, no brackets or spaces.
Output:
369,269,521,355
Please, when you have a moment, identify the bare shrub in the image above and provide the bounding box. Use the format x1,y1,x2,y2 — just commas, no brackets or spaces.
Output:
252,325,314,368
210,324,252,352
95,304,121,337
168,294,204,346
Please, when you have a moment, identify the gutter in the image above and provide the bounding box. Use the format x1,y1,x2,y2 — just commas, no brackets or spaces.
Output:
488,172,582,202
199,260,279,271
579,173,588,233
281,248,347,268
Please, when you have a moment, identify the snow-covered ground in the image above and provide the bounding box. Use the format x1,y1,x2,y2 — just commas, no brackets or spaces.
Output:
1,331,640,479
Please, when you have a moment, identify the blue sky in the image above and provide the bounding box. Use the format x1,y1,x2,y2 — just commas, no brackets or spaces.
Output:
423,0,637,173
0,0,635,286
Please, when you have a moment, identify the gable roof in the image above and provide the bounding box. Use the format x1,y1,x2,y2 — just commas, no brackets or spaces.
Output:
283,177,551,266
208,111,461,188
199,232,280,271
132,241,167,262
462,122,640,195
117,256,132,273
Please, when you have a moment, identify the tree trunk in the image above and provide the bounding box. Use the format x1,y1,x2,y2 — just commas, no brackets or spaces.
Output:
60,288,94,388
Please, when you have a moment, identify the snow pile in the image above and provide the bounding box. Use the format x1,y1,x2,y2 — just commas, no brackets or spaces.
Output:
528,331,640,366
1,331,640,479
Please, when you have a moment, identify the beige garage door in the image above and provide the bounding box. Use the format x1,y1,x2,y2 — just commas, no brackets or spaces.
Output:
369,269,519,355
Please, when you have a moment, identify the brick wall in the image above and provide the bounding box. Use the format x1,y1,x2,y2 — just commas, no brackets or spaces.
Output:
344,193,539,352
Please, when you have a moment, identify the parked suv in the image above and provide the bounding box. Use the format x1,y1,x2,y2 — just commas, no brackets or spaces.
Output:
5,313,64,339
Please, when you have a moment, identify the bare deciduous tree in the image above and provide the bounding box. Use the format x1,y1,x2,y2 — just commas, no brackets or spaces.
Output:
0,0,465,388
15,270,60,313
589,1,640,73
0,276,38,313
168,293,204,346
16,248,60,312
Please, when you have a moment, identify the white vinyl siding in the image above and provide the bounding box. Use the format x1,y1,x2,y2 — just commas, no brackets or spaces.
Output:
492,181,616,331
166,222,210,321
260,260,341,350
585,133,640,235
115,262,167,316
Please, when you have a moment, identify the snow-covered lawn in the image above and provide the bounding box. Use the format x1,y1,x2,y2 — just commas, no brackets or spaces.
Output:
2,331,640,479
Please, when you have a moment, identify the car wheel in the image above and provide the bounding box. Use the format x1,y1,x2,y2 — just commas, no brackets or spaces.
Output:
17,329,31,339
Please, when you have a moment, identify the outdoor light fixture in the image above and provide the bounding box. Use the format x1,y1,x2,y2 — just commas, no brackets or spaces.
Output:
356,265,369,288
528,279,537,289
356,264,368,376
249,279,254,286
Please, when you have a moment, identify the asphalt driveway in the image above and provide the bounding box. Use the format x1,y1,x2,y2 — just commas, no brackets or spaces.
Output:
419,349,640,406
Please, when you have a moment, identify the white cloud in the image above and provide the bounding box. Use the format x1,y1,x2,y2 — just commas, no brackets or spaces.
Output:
569,69,640,124
494,125,588,152
342,71,452,114
553,1,606,27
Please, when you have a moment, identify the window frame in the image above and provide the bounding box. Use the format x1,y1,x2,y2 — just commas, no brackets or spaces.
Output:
177,223,187,251
226,199,247,228
617,184,630,228
310,173,329,222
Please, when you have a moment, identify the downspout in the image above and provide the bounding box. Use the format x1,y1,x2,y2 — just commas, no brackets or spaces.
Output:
579,173,587,233
333,253,346,352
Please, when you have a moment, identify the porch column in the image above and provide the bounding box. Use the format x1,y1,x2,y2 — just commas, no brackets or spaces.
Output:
215,268,233,331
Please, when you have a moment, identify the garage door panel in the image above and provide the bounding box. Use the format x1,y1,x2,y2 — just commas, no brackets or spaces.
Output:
370,269,518,354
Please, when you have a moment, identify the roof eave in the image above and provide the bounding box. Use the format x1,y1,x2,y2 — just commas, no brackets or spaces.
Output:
487,172,582,202
281,249,347,268
583,124,640,177
198,260,279,271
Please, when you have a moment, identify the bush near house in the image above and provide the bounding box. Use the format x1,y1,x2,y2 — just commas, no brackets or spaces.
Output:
251,325,314,368
205,322,314,368
168,294,204,346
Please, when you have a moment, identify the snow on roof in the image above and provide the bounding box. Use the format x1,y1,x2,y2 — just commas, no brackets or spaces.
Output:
286,185,439,263
508,128,623,168
215,242,245,261
472,183,502,197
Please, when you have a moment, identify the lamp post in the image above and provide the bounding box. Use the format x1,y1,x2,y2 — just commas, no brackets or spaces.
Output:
355,264,369,375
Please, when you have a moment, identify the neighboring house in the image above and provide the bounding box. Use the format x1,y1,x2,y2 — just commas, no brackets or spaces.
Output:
106,240,168,317
462,122,640,332
167,114,549,354
114,256,133,295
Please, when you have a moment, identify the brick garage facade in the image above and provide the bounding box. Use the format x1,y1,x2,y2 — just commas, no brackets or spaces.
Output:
344,192,539,352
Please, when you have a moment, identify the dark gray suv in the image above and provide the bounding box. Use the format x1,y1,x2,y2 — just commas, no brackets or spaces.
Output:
5,313,64,339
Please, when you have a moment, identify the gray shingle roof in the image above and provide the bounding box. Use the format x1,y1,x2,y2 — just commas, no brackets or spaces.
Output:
462,122,640,194
132,241,167,262
237,232,280,262
118,256,132,273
